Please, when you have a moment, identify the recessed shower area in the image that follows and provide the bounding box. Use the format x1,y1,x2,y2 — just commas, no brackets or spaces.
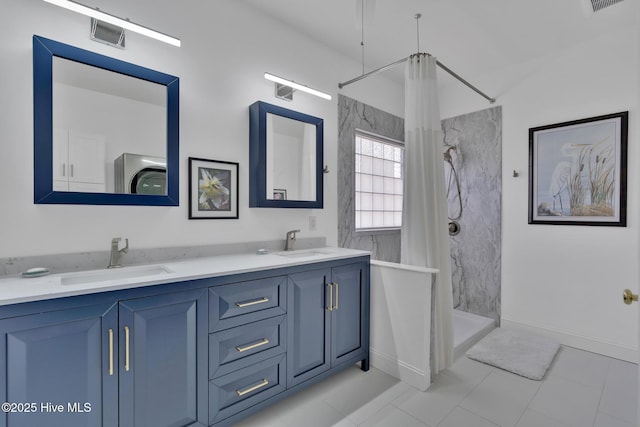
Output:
340,97,503,382
443,106,502,326
339,99,503,322
443,106,502,358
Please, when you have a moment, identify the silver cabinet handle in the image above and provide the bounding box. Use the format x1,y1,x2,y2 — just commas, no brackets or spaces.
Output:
108,328,114,376
70,164,74,177
327,283,333,311
334,282,339,310
236,297,269,308
236,379,269,397
124,326,130,372
236,338,270,353
62,164,66,177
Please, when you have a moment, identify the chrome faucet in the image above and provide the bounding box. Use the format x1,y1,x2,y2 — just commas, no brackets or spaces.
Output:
108,237,129,269
285,230,300,251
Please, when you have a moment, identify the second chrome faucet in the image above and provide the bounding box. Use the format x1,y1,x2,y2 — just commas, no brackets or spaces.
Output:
285,230,300,251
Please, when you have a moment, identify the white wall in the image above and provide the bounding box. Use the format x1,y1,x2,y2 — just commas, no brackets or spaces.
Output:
0,0,402,258
440,26,640,361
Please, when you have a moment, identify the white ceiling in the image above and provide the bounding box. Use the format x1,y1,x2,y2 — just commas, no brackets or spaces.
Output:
241,0,638,88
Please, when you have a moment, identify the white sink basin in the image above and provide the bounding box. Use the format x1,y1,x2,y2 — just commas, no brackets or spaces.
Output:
60,265,173,286
273,250,332,259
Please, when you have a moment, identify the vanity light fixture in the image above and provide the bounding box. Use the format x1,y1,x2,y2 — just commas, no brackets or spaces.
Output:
264,73,332,101
42,0,181,47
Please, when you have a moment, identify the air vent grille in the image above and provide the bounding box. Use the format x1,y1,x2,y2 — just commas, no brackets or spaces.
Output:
590,0,624,12
90,18,125,49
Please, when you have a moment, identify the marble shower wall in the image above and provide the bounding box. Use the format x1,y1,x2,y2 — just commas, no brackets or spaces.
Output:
442,106,502,324
338,95,404,262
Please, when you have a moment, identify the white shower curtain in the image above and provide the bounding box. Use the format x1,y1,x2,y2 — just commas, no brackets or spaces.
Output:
401,54,454,375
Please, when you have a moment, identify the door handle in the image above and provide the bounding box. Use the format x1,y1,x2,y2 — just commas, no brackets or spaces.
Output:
623,289,638,305
327,283,333,311
108,328,114,376
124,326,130,371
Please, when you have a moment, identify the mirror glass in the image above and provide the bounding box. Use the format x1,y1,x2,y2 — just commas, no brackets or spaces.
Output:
266,113,316,201
33,35,179,206
249,101,323,209
53,57,167,194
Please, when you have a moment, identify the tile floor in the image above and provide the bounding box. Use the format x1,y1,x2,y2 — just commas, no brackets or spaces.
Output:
234,346,638,427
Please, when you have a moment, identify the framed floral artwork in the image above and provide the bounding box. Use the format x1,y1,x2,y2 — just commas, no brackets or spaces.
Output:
188,157,239,219
528,111,628,226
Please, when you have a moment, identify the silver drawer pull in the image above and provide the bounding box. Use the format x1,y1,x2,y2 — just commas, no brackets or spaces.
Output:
236,297,269,308
236,379,269,397
236,338,270,353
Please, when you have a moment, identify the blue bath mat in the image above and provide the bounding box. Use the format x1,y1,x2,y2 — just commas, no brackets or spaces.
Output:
466,328,560,380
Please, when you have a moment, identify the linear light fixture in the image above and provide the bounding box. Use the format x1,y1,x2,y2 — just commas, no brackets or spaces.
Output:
264,73,332,101
43,0,181,47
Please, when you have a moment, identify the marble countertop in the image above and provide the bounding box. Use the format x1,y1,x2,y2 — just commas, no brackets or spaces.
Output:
0,247,369,306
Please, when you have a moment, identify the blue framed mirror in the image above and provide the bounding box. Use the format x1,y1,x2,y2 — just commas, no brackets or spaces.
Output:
33,35,179,205
249,101,323,209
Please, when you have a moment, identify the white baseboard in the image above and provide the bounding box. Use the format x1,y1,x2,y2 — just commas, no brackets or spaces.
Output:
501,317,638,363
370,348,431,391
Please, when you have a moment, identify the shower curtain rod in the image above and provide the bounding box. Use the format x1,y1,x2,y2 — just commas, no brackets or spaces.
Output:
338,54,496,104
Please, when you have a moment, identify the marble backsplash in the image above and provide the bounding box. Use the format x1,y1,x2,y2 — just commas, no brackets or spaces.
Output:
337,95,404,262
442,106,502,324
0,237,327,277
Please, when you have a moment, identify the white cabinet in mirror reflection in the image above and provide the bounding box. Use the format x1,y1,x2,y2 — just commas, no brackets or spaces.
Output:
266,113,316,202
53,129,106,192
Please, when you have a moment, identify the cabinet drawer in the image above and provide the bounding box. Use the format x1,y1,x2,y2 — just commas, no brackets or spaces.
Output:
210,315,286,378
209,354,286,424
209,276,286,331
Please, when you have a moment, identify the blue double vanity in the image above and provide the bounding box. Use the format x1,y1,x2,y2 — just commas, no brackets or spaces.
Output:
21,32,367,427
0,248,370,426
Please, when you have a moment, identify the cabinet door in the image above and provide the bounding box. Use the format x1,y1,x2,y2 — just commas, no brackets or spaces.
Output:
0,303,117,427
118,289,207,427
53,128,69,187
287,268,332,387
67,131,106,187
331,262,367,366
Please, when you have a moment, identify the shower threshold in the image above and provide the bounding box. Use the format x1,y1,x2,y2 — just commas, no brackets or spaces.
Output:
453,309,496,360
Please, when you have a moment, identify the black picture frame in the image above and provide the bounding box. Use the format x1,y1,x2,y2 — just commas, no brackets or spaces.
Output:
188,157,239,219
528,111,628,226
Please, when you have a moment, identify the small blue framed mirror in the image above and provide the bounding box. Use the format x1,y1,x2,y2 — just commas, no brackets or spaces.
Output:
249,101,323,209
33,35,179,205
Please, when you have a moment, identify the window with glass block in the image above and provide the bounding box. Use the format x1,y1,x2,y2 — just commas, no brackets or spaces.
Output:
355,132,403,230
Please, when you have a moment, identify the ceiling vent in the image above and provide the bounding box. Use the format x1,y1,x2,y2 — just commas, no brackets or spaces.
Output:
90,18,125,49
590,0,624,12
